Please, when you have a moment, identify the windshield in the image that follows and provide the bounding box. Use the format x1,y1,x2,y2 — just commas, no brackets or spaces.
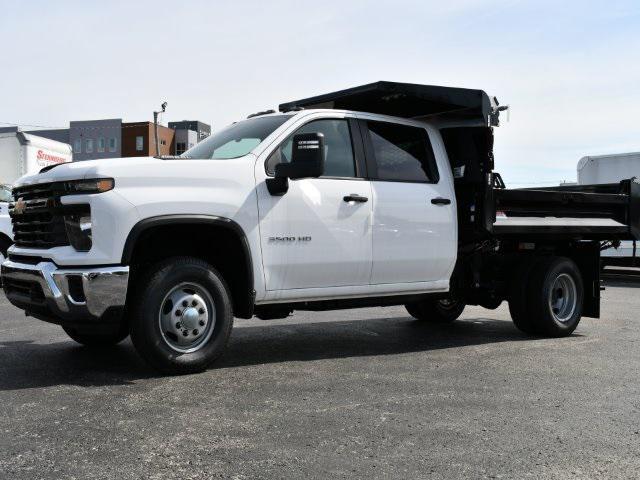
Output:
181,115,291,160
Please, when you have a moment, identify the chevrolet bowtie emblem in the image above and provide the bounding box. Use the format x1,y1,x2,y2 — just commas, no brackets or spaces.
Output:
13,197,26,215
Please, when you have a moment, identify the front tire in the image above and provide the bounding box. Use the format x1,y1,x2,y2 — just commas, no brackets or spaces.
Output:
130,257,234,374
405,296,465,323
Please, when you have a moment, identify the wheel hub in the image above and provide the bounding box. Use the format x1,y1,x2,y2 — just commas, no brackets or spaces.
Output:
548,273,577,323
159,283,215,353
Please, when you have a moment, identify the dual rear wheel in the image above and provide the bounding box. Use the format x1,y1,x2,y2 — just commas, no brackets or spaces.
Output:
509,256,583,337
405,256,584,338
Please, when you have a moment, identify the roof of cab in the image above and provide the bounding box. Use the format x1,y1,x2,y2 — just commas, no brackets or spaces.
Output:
279,81,497,125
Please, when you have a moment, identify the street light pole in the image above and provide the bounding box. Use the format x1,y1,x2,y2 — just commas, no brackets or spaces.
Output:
153,102,167,157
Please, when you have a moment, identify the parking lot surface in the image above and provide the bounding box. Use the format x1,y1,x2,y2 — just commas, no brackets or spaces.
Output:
1,283,639,479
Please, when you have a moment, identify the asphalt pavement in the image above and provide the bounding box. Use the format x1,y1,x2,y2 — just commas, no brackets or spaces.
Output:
1,282,639,479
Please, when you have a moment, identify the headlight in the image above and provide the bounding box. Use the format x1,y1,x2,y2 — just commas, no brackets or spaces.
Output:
59,179,112,251
63,178,114,195
64,213,93,251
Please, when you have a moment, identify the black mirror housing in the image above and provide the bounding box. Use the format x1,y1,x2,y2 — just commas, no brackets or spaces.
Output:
275,132,325,180
267,132,325,196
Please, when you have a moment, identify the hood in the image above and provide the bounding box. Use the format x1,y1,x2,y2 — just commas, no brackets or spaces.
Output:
13,157,161,187
12,155,258,193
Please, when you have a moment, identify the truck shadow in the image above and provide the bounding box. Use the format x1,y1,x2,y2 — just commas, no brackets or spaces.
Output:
218,316,566,369
0,316,571,391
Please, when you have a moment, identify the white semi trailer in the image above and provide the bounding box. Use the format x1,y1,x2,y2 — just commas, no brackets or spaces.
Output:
0,128,72,260
578,152,640,266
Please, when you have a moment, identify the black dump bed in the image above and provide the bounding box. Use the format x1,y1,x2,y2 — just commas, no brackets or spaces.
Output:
280,81,497,124
281,81,640,243
485,177,640,241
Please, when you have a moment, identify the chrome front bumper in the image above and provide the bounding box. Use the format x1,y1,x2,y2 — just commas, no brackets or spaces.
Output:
1,260,129,323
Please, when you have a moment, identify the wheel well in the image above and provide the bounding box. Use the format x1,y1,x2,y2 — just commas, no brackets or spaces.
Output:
125,218,254,318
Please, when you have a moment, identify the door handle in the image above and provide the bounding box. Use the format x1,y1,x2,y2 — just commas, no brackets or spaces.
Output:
431,197,451,205
343,194,368,203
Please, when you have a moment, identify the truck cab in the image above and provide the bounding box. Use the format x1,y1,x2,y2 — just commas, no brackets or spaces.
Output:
2,82,639,374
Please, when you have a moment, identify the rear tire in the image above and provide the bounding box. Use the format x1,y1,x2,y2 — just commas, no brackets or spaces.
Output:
405,296,465,323
129,257,234,375
62,323,129,347
527,256,583,337
508,257,540,334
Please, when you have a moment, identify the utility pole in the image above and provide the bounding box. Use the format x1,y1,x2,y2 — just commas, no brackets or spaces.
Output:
153,101,167,157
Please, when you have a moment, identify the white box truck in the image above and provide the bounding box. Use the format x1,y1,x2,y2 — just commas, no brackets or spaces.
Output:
578,153,640,267
0,127,72,260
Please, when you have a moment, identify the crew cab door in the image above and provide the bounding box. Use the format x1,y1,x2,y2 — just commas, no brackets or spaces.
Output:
360,118,457,286
256,116,372,291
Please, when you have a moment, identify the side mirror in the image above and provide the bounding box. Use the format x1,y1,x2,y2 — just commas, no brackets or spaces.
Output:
275,132,325,180
267,132,325,195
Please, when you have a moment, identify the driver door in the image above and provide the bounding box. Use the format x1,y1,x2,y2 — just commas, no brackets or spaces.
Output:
256,117,373,292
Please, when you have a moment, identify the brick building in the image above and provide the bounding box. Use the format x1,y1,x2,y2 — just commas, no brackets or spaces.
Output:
121,122,175,157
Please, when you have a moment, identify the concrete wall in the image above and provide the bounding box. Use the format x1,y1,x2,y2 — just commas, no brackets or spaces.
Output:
169,120,211,142
69,119,122,161
174,129,198,155
25,129,70,144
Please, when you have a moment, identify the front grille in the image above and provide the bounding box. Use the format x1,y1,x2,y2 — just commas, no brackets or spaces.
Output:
10,182,89,249
7,253,48,265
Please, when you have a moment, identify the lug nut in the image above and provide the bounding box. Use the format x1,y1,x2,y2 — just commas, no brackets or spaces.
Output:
192,300,198,307
182,300,188,307
199,320,205,326
198,308,205,315
182,330,188,336
175,322,181,329
193,329,199,336
175,310,182,316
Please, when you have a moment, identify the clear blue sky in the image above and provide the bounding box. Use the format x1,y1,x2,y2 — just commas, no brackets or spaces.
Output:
1,0,638,186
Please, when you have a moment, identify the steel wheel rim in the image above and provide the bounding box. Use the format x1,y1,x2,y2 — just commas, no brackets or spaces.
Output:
548,273,577,323
438,298,459,311
158,282,216,353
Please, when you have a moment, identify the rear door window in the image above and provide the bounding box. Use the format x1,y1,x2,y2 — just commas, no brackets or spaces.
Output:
366,121,439,183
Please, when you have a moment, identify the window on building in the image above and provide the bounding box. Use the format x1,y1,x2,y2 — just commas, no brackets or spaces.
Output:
97,137,105,153
73,139,82,154
108,137,117,152
176,142,187,155
136,136,144,151
266,119,356,178
366,121,439,183
85,138,94,154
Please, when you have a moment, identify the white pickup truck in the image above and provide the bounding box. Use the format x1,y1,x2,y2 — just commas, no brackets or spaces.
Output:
2,82,639,374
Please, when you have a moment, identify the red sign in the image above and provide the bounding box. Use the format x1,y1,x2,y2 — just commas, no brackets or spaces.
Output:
36,149,67,166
